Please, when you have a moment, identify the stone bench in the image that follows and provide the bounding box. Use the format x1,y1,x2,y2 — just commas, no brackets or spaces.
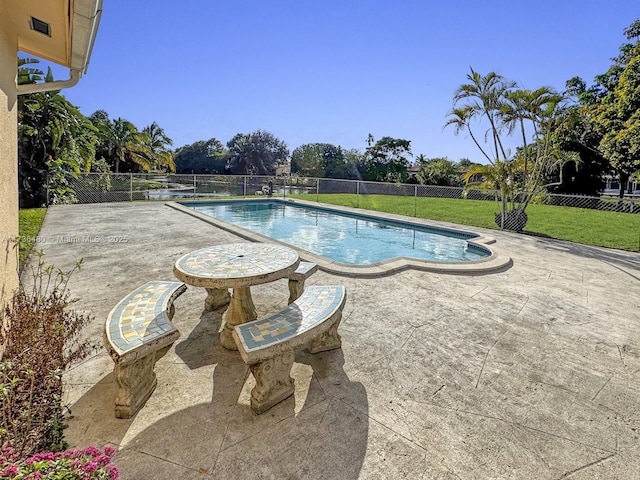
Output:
232,285,346,414
288,261,318,304
103,281,187,419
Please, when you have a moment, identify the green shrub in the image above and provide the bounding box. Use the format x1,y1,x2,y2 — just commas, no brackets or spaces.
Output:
87,158,113,192
0,254,96,458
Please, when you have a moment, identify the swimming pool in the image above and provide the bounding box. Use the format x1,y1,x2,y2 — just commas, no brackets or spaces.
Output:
180,199,490,265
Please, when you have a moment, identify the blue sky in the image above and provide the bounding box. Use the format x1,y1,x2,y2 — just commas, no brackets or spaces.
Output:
50,0,639,164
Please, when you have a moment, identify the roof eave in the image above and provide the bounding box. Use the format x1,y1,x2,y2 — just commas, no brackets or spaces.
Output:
16,0,103,95
70,0,103,74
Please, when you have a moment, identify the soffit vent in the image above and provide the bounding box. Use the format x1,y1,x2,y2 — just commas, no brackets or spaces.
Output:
30,17,51,37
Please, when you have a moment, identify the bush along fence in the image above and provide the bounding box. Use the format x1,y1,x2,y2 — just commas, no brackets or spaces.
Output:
49,172,640,214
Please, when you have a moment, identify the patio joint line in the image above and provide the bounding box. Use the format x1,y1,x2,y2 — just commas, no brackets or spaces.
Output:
341,308,356,327
557,452,616,479
214,377,244,463
616,345,627,366
591,375,613,402
137,448,212,476
217,396,308,454
333,394,432,456
317,396,332,426
535,380,582,397
400,328,416,350
65,351,107,373
517,297,529,315
313,367,328,402
470,285,488,298
475,330,507,388
347,397,465,480
410,398,617,455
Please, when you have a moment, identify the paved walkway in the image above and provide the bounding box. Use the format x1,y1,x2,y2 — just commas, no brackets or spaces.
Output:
32,202,640,479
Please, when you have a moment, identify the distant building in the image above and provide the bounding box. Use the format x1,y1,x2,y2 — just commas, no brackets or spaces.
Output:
406,164,421,181
275,163,291,176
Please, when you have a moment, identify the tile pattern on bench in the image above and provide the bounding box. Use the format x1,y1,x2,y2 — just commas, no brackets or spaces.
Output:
236,286,344,351
176,243,298,279
107,282,182,355
291,261,317,280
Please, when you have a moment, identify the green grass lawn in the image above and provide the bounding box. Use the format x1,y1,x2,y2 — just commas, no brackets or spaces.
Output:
15,192,640,271
18,208,47,269
288,193,640,252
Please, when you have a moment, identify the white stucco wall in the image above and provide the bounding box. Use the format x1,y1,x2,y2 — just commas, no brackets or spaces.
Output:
0,10,19,350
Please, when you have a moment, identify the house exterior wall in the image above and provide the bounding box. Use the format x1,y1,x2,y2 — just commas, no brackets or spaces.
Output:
0,10,19,355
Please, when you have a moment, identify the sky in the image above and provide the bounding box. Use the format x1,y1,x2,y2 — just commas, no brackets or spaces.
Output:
40,0,640,164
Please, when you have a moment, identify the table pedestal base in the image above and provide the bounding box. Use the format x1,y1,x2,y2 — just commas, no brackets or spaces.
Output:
220,287,257,350
205,288,230,311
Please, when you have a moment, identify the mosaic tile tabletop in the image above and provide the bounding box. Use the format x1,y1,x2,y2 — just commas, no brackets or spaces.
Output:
106,281,184,356
174,243,299,283
235,285,345,352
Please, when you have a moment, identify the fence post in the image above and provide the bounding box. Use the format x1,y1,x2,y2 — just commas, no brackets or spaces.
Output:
45,172,50,207
414,185,417,217
244,177,247,198
193,174,196,199
316,178,320,203
129,173,133,201
357,181,360,209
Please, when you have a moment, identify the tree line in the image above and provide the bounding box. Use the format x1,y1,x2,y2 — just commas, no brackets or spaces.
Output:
174,132,419,182
17,59,175,207
17,19,640,219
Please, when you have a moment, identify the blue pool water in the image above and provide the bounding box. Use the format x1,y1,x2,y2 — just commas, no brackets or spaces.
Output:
184,200,489,265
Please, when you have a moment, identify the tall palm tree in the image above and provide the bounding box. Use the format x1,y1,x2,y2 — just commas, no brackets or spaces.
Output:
139,122,175,171
110,118,137,173
444,106,493,163
143,122,172,151
447,68,570,231
452,68,516,162
502,87,563,175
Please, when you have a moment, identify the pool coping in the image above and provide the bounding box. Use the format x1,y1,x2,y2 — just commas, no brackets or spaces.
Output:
166,198,513,277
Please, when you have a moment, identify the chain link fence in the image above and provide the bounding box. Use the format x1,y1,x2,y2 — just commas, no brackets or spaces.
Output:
53,173,301,203
46,172,640,250
52,172,640,214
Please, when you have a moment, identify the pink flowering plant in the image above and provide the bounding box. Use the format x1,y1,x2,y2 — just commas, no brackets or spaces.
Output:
0,445,118,479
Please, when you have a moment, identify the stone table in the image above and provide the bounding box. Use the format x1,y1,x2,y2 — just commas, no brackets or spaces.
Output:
173,243,300,350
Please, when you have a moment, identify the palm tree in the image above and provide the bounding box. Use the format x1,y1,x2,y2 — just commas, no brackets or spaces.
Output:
110,118,138,173
447,69,517,228
138,122,175,171
452,68,516,162
502,87,563,175
447,68,569,231
143,122,172,151
444,106,492,163
463,161,516,229
89,116,175,173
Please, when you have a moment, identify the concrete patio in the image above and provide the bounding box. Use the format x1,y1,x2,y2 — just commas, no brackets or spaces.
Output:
30,202,640,479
